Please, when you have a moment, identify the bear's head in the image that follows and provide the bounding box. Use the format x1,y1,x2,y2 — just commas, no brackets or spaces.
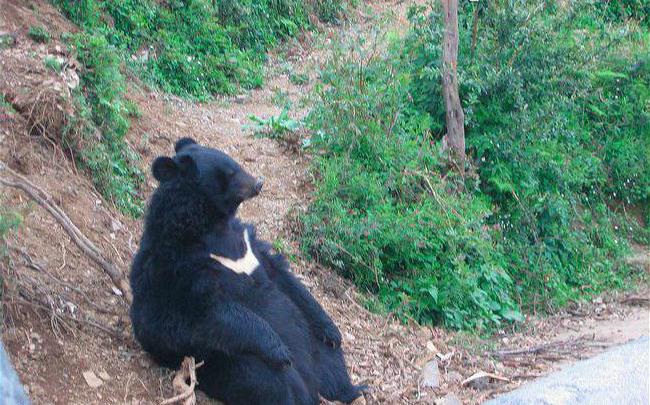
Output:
146,138,263,241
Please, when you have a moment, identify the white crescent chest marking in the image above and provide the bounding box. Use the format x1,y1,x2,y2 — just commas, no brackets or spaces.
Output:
209,229,260,275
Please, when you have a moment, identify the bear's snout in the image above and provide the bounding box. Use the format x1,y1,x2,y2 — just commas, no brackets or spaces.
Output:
233,170,264,201
253,178,264,196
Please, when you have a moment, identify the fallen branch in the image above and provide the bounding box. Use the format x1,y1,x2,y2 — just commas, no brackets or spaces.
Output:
0,161,133,303
461,370,510,387
621,296,650,307
13,292,127,341
160,357,204,405
491,335,608,359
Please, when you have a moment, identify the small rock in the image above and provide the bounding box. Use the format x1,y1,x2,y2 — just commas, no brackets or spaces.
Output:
435,393,462,405
63,69,79,89
111,220,122,232
426,341,437,353
420,360,441,388
82,371,103,388
446,371,463,384
234,94,247,104
98,371,111,381
466,374,490,390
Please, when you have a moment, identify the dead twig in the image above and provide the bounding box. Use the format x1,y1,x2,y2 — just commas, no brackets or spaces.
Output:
13,290,128,341
160,357,205,405
8,244,121,315
491,335,609,359
621,296,650,307
0,161,133,303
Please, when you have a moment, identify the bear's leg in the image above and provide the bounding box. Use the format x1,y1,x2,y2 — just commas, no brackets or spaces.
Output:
316,344,365,403
198,354,318,405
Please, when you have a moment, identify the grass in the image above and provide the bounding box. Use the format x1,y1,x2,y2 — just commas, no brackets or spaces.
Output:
300,2,649,330
64,33,145,217
28,26,51,43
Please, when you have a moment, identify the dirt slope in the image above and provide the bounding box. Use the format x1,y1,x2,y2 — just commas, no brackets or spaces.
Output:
1,1,648,405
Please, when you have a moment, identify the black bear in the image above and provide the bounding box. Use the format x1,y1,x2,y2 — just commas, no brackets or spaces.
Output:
130,138,363,405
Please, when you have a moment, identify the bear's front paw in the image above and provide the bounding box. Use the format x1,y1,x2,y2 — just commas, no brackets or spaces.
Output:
264,344,292,370
317,322,342,348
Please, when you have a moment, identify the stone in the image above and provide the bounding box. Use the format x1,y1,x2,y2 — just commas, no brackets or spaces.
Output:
435,393,462,405
420,360,441,388
82,371,103,388
446,371,463,384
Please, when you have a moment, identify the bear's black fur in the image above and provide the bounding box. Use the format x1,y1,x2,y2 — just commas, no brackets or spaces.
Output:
130,138,363,405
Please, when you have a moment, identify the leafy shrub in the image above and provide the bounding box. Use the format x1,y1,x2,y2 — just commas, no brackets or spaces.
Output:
43,56,63,72
302,2,647,329
312,0,353,24
595,0,649,25
303,28,521,329
249,105,301,140
0,208,21,303
53,0,352,98
28,26,51,43
290,72,310,85
66,33,144,216
0,209,21,242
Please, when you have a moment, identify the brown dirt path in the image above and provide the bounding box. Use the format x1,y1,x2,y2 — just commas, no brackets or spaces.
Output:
1,1,648,404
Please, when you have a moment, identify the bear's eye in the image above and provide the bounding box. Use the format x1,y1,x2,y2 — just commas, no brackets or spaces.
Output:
216,168,235,188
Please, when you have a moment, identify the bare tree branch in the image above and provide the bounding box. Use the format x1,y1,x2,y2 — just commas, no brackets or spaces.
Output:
441,0,466,169
0,161,133,303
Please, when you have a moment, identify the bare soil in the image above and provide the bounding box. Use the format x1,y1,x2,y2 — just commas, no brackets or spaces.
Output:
1,1,648,404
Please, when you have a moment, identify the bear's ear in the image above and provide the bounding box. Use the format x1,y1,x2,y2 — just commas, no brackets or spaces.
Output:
175,137,197,153
177,154,198,179
152,156,178,182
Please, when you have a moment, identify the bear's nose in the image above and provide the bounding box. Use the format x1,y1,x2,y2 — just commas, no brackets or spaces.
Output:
254,178,264,195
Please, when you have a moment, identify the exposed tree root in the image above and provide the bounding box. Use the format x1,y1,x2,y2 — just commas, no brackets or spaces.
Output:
0,161,133,303
160,357,204,405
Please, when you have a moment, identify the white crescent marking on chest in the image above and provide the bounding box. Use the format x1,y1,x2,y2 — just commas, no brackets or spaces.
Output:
209,229,260,275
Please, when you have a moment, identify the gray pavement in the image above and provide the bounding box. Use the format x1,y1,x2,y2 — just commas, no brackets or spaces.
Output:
486,336,650,405
0,341,30,404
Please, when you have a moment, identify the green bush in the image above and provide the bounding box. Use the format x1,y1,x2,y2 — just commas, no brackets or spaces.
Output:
0,209,21,242
302,2,648,329
28,26,51,43
595,0,649,25
312,0,355,24
53,0,351,98
43,56,63,72
0,208,21,303
66,33,144,216
303,28,521,329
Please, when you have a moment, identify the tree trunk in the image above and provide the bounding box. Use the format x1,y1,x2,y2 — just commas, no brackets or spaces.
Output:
441,0,466,168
